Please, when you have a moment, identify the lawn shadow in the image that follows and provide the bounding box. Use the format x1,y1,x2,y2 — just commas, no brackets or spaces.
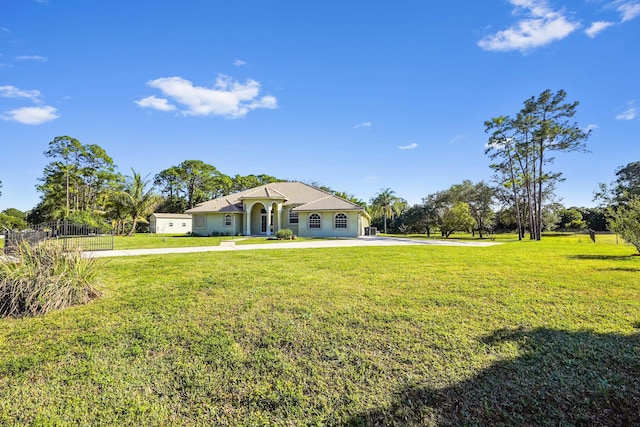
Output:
567,254,636,261
604,267,640,272
347,327,640,426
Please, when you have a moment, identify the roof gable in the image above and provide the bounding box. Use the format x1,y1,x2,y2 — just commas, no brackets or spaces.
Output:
239,186,288,200
186,181,367,216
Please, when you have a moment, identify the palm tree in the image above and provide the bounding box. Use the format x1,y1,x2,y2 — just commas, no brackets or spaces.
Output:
114,169,159,236
369,188,407,234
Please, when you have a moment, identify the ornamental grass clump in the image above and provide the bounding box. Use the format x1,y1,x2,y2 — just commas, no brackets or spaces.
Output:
0,241,101,318
275,229,294,240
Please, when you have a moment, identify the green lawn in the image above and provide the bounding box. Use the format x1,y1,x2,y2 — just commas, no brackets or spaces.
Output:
1,236,639,425
113,234,319,250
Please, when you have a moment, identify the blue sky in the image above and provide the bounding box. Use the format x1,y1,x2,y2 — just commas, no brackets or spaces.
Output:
1,0,639,212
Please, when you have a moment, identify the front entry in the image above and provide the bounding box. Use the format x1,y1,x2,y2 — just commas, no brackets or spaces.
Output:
261,214,267,233
247,204,278,236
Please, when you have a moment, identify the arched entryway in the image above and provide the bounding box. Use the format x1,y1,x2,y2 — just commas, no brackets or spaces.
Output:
245,201,282,236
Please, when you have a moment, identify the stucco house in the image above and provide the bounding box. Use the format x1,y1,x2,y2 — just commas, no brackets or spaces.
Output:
185,181,370,238
149,213,193,234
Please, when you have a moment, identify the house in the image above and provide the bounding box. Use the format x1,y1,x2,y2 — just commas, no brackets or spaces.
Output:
185,182,371,238
149,213,193,234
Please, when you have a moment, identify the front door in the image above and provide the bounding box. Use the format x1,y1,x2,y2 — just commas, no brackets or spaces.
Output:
261,214,267,233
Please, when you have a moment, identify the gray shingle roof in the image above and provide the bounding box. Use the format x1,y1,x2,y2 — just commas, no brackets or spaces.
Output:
185,182,369,218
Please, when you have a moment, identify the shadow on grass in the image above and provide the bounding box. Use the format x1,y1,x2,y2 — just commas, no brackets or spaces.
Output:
348,327,640,426
605,267,640,272
567,254,635,261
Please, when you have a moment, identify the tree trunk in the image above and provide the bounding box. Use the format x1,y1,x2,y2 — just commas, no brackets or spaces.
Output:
128,216,138,236
384,211,388,234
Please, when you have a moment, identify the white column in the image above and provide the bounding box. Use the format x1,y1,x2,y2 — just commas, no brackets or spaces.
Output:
244,205,251,236
266,205,272,236
278,204,283,232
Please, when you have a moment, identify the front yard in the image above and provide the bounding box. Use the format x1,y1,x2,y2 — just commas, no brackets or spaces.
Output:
1,235,638,425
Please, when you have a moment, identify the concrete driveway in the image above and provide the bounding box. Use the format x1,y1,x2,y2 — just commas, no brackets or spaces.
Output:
83,236,501,258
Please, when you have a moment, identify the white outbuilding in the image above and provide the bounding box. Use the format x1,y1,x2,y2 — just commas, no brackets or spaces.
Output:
149,213,192,234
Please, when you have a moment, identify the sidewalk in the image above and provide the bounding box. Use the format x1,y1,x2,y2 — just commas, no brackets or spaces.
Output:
83,236,501,258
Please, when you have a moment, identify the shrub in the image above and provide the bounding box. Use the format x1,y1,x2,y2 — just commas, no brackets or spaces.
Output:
275,229,293,240
0,241,101,318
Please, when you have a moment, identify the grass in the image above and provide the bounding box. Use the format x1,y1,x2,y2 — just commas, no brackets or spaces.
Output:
113,234,234,250
113,234,319,250
1,235,639,425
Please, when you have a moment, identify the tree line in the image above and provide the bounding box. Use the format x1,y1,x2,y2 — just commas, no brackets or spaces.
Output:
367,90,638,247
1,89,639,246
2,136,363,235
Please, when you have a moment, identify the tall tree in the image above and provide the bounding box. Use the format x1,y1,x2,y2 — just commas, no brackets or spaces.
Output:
115,169,160,236
440,202,476,238
485,90,589,240
38,136,122,222
422,190,452,237
398,205,429,235
232,174,283,193
177,160,220,208
613,161,640,200
369,188,407,234
447,180,496,238
485,116,526,239
42,136,83,217
155,160,232,209
559,208,587,230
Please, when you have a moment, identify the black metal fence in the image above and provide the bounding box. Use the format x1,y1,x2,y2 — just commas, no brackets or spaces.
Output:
3,221,113,254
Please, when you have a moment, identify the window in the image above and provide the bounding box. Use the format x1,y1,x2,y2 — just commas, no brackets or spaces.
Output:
334,213,348,229
194,214,205,228
182,223,187,227
168,222,174,227
309,213,321,229
224,214,232,227
289,210,299,224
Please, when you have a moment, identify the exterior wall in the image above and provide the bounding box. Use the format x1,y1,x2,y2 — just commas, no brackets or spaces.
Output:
359,214,370,236
193,210,367,237
283,207,299,236
150,217,192,234
296,211,363,238
192,213,241,236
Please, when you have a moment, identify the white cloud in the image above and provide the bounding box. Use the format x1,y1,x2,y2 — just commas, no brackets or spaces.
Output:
134,95,176,111
616,101,637,120
353,121,372,129
585,124,598,132
615,0,640,21
16,55,47,62
398,142,418,150
616,107,637,120
585,21,615,37
233,59,247,66
136,74,277,118
2,105,59,125
0,85,42,102
1,27,10,33
450,134,464,143
478,0,579,52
